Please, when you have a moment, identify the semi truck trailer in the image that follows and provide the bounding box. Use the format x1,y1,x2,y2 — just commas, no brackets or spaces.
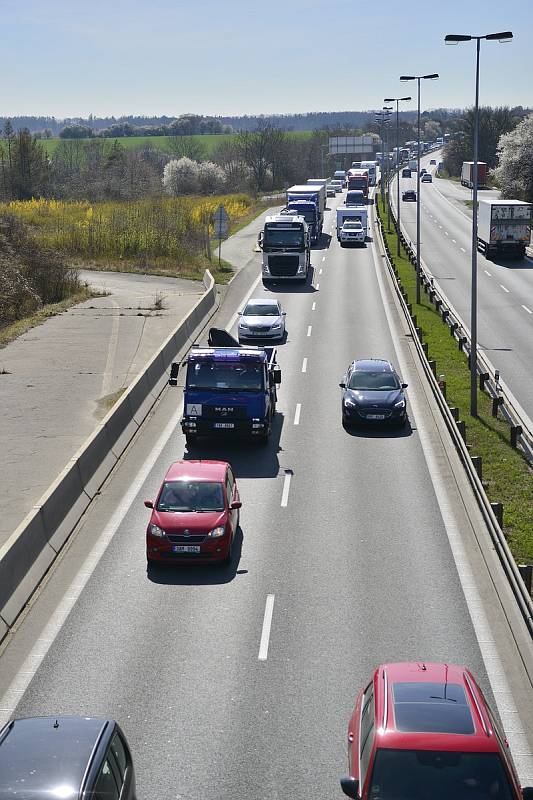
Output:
461,161,487,189
477,199,532,259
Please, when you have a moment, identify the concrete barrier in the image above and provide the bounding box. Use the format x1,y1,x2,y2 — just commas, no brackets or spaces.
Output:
0,271,218,640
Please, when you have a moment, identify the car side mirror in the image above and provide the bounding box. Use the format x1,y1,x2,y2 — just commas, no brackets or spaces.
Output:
340,777,359,798
272,367,282,385
522,790,533,800
231,500,242,510
339,382,346,389
144,500,153,509
237,311,242,316
169,362,179,386
401,383,408,389
282,311,286,316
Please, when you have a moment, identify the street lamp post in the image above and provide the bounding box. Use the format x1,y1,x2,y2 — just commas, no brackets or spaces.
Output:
375,110,391,206
383,106,393,231
400,73,439,305
320,143,329,178
445,31,513,417
384,96,412,256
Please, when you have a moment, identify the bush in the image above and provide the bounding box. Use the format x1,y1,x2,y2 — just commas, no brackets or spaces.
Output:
162,157,200,195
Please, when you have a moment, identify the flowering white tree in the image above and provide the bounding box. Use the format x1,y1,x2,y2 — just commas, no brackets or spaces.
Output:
197,160,226,194
493,114,533,203
162,157,200,195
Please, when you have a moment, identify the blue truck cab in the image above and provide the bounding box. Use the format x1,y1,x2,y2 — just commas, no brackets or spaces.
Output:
173,331,281,445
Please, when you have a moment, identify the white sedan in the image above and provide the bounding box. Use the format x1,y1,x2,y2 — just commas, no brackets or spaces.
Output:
339,220,365,247
238,298,286,342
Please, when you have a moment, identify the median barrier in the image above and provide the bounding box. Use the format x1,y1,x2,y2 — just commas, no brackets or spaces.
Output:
0,508,56,629
0,270,218,644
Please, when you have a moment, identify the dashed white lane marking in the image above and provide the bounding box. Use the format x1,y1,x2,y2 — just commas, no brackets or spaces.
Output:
460,247,466,252
312,302,316,311
294,403,301,425
500,284,510,293
452,239,457,243
301,357,308,373
319,268,323,275
484,270,492,277
307,325,312,337
280,470,292,507
444,231,449,236
439,225,443,229
322,256,326,262
316,283,320,290
522,305,532,314
258,594,275,661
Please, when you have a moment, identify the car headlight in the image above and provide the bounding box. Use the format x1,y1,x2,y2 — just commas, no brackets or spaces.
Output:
271,322,281,329
394,398,406,409
344,397,357,407
239,321,248,328
149,523,165,538
208,526,226,538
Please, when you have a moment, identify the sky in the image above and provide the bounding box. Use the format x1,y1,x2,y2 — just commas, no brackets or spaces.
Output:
3,0,532,119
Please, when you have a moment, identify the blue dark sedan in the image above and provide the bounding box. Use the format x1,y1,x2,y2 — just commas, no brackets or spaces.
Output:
339,359,408,427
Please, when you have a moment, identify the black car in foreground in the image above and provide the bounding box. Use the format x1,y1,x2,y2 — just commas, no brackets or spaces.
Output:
0,715,136,799
340,359,408,427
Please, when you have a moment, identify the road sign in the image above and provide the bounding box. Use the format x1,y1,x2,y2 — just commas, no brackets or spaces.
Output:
213,204,229,239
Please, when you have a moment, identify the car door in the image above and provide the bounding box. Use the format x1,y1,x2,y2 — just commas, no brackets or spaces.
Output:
90,729,135,800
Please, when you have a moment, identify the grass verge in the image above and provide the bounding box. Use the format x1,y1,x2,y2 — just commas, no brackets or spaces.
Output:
0,287,95,349
377,194,533,562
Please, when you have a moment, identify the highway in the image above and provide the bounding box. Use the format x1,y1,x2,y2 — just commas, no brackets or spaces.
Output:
0,190,532,798
391,154,533,422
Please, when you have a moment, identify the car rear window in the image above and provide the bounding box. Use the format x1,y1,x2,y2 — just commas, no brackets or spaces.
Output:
392,682,474,734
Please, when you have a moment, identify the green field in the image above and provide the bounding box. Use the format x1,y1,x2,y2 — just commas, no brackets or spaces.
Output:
40,131,313,157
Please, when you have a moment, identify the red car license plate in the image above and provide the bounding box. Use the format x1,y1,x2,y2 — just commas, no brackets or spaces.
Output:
172,545,200,553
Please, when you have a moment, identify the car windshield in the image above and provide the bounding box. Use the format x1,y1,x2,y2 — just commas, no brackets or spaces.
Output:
187,361,264,391
243,303,279,316
348,371,399,390
369,749,514,800
157,481,224,512
263,227,304,247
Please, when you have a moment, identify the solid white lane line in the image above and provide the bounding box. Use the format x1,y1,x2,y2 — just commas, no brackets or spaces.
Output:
258,594,275,661
522,305,532,314
227,271,263,330
460,247,466,252
294,403,301,425
312,302,316,311
500,284,510,293
307,325,312,337
484,270,492,277
301,357,308,373
280,470,292,507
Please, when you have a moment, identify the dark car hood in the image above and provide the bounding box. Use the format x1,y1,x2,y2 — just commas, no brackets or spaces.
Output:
344,388,402,408
152,509,226,533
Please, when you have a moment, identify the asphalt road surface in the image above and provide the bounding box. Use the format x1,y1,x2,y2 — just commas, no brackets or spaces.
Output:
1,190,532,799
391,155,533,422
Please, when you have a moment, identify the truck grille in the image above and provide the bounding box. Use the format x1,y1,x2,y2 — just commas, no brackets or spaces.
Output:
268,255,300,276
203,405,247,420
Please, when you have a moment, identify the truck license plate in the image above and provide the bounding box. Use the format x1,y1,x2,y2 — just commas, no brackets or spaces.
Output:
172,545,200,553
214,422,234,429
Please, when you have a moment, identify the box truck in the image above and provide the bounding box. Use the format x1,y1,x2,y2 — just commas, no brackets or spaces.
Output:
477,199,532,259
336,206,368,240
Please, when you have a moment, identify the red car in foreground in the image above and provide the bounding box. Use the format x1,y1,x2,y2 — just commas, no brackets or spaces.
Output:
341,662,532,800
145,460,241,565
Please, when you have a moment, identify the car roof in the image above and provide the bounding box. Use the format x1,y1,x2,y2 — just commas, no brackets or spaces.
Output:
372,663,500,753
351,359,394,372
0,716,111,798
164,460,229,482
245,298,278,307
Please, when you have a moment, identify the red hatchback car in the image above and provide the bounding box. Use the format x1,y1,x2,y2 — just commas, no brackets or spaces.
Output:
145,460,241,565
341,662,532,800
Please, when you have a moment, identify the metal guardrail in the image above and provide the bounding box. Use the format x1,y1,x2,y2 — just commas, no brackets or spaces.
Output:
374,182,533,637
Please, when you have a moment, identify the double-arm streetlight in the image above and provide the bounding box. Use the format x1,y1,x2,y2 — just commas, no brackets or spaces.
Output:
445,31,513,416
400,73,439,304
384,96,411,255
